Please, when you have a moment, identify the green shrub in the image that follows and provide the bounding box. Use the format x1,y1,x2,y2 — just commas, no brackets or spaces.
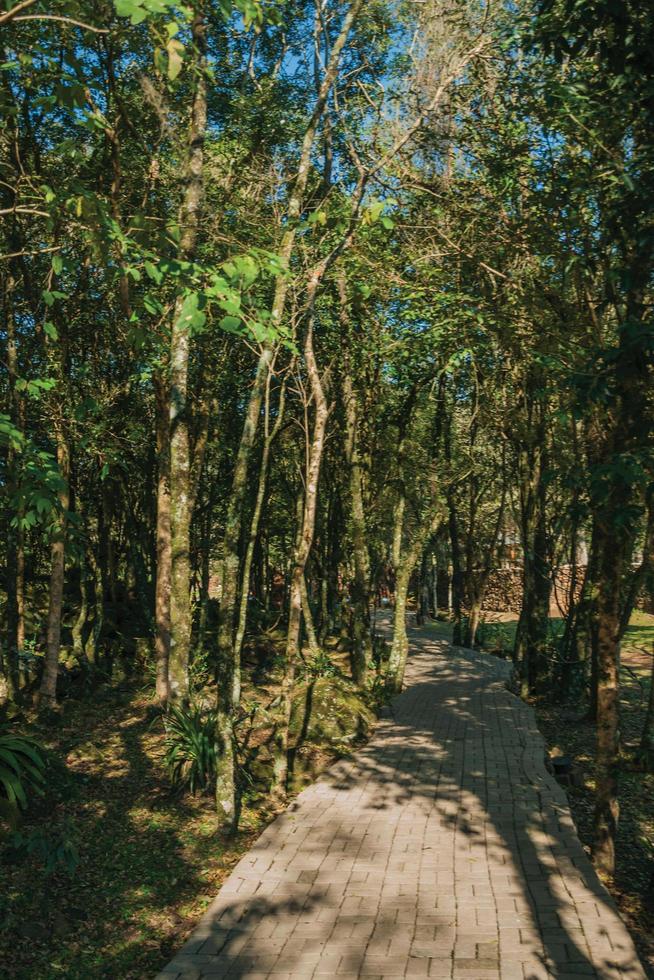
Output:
163,703,217,794
0,731,46,820
476,621,513,657
302,649,339,680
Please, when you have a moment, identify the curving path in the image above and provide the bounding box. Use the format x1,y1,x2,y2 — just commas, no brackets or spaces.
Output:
157,620,646,980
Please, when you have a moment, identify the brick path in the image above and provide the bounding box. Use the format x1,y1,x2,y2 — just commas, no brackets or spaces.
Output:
157,622,647,980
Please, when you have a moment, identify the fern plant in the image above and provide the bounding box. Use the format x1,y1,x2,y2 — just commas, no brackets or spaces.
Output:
163,703,217,794
0,731,46,816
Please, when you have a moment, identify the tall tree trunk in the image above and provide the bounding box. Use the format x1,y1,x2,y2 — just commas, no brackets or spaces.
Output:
272,309,329,802
4,286,22,697
527,491,551,692
71,557,90,662
592,287,649,877
70,495,89,662
39,429,70,707
232,368,288,687
447,496,464,646
168,14,207,701
338,274,372,686
387,515,441,694
566,519,601,715
300,572,320,657
513,400,549,695
416,553,431,627
154,374,171,703
592,517,624,876
215,2,362,828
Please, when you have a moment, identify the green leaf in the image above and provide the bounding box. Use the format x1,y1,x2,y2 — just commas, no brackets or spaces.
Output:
219,315,242,334
143,294,164,315
144,261,163,284
166,38,184,80
43,322,58,340
219,296,241,316
175,292,206,334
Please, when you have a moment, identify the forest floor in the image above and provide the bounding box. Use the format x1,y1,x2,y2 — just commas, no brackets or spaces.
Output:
473,610,654,978
0,634,373,980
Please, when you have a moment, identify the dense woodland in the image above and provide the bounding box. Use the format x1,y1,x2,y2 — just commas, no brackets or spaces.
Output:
1,0,653,973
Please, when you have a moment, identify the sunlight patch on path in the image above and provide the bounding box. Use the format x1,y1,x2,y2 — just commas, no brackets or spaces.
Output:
156,621,646,980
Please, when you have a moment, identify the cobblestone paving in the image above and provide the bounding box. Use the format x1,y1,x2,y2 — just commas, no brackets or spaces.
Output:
157,622,646,980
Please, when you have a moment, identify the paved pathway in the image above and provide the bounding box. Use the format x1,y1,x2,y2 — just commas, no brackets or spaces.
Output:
158,622,646,980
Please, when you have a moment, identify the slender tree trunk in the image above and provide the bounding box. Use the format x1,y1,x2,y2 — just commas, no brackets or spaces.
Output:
387,517,441,693
560,506,582,694
232,370,288,685
168,14,207,701
4,290,22,696
527,498,551,691
272,311,329,802
339,274,372,686
300,573,320,657
387,559,412,692
71,496,89,661
464,599,482,648
447,497,464,646
592,518,624,876
215,3,362,828
39,430,70,707
71,558,90,661
86,535,103,666
416,553,431,626
215,361,265,824
154,374,171,703
513,404,549,695
591,281,651,875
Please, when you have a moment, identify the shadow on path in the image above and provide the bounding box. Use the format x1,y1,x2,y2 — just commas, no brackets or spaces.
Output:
156,619,647,980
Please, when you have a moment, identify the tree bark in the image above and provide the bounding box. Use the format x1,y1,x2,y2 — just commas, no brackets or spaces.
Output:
387,515,441,693
271,305,329,803
215,1,362,828
592,286,650,876
168,13,207,702
447,496,464,646
338,273,372,686
39,429,70,707
592,517,624,876
232,367,288,691
4,286,23,697
154,373,171,703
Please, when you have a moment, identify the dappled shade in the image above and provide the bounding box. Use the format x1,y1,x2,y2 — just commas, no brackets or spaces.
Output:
158,621,646,979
